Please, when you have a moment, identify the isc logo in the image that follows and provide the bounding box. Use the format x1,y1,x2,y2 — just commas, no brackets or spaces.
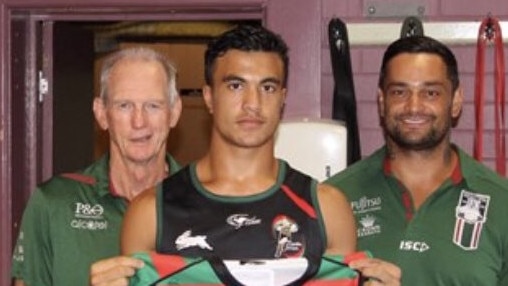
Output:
399,240,430,253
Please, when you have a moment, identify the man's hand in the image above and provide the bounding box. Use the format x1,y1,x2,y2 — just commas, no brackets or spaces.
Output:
89,256,144,286
349,258,401,286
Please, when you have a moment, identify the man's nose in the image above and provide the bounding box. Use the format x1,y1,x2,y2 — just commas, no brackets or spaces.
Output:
243,87,261,113
132,106,147,128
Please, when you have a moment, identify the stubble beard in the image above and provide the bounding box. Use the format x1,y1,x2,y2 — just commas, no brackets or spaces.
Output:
383,114,452,152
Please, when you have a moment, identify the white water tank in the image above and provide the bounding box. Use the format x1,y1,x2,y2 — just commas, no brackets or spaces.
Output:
274,118,348,182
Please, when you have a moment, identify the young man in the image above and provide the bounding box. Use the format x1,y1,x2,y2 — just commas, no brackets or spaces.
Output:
11,47,182,286
122,25,400,285
326,36,508,285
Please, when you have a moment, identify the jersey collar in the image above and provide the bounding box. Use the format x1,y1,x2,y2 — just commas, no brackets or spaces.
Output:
382,144,463,186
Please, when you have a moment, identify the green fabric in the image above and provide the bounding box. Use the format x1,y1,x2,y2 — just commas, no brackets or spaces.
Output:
325,146,508,286
11,154,180,286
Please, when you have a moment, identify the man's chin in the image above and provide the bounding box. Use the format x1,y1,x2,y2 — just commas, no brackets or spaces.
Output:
125,152,158,164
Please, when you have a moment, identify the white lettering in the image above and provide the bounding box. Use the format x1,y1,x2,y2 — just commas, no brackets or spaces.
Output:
70,219,108,230
75,203,104,219
351,196,382,214
399,240,430,253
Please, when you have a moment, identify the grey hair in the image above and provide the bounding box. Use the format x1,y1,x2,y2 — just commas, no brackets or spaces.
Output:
99,47,179,106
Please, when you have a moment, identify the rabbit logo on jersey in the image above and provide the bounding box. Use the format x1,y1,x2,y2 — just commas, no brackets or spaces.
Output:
453,190,490,250
70,202,108,230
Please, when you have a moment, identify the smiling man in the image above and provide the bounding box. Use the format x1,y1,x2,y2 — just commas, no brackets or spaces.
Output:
326,36,508,285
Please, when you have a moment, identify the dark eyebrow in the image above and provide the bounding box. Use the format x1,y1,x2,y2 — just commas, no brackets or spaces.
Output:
385,81,446,89
260,77,282,85
221,75,282,86
385,82,408,89
222,75,246,83
422,81,447,88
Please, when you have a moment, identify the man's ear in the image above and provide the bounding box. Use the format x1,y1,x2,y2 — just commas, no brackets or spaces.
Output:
93,97,108,130
377,88,385,118
169,96,182,128
281,88,287,105
280,88,287,117
202,85,213,114
451,85,464,120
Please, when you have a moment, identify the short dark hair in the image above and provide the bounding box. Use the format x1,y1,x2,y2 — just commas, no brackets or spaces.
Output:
204,25,289,87
378,36,459,92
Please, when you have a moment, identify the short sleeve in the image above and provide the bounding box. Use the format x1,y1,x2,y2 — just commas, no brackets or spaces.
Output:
11,187,53,286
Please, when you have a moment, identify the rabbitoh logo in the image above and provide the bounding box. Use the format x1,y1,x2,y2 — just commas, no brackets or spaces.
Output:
175,230,213,251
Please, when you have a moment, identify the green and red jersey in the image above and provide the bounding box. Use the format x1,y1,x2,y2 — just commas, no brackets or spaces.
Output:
326,146,508,285
129,251,370,285
11,154,180,286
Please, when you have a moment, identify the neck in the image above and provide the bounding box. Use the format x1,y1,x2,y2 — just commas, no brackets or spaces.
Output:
387,142,457,209
197,140,279,196
109,154,168,201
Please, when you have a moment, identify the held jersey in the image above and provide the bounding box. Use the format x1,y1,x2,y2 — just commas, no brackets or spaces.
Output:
157,160,325,261
129,251,371,286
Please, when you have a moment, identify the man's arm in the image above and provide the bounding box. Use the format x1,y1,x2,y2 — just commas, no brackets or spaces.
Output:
120,187,158,255
89,188,157,285
316,183,357,255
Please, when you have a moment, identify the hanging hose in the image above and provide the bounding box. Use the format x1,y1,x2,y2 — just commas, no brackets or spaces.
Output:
474,16,506,176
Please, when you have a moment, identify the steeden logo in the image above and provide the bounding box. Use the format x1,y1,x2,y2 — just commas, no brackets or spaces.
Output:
226,214,261,229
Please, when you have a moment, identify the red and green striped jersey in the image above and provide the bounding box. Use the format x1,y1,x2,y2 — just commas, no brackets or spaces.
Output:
129,251,371,286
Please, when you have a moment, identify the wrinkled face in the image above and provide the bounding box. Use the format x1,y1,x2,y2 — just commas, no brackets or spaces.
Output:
94,58,181,164
203,50,286,149
378,53,462,151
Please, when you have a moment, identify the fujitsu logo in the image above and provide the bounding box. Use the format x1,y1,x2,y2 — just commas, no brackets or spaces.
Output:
351,196,382,214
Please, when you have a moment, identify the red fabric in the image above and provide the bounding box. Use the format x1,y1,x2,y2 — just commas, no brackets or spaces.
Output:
150,252,186,278
304,279,359,286
60,173,96,185
342,251,369,264
281,184,317,219
474,16,506,176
